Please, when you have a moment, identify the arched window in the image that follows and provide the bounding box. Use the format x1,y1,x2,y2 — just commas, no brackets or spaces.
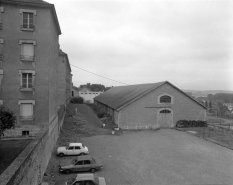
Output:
160,95,171,103
160,109,171,113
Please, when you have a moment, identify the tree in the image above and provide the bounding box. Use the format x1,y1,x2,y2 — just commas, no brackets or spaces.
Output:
0,106,17,137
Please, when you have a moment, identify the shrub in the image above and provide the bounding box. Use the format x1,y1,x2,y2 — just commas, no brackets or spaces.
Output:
0,106,17,137
70,97,84,104
176,120,207,128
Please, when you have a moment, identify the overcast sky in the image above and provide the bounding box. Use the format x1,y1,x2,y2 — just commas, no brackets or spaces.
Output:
48,0,233,91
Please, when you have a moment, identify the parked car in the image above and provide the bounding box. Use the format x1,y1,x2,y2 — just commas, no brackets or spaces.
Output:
55,173,106,185
57,143,89,157
59,155,103,174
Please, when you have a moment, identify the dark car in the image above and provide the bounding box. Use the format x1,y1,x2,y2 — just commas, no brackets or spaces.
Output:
59,155,103,174
54,173,106,185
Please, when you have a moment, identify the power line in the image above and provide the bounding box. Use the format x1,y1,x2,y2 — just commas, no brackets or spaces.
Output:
70,64,129,85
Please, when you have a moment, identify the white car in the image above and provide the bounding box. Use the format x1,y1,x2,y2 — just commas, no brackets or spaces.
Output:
57,143,89,157
55,173,106,185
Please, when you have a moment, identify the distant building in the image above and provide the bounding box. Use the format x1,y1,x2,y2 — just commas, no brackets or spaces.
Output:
94,81,207,129
78,87,103,103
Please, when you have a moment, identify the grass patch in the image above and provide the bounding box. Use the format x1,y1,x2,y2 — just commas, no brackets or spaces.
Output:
0,139,32,175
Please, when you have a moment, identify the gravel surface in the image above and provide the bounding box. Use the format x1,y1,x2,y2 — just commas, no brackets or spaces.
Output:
43,104,233,185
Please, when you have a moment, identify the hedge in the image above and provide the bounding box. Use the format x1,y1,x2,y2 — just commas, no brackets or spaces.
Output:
70,97,84,104
176,120,207,128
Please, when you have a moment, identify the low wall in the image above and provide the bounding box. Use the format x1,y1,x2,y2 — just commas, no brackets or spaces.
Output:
0,106,65,185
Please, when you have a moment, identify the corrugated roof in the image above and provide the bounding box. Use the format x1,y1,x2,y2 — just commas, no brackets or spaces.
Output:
94,81,207,111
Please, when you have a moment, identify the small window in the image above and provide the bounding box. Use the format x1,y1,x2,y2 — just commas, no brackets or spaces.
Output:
75,146,81,150
0,69,3,90
19,40,36,62
160,109,171,113
0,7,4,30
84,181,95,185
22,130,29,136
83,160,91,165
0,38,3,63
20,9,36,31
160,95,171,103
22,73,33,88
18,100,35,121
76,160,83,165
68,146,74,150
19,70,35,91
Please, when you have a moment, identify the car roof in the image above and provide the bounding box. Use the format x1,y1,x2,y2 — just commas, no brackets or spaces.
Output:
75,173,95,181
76,155,93,161
69,143,82,146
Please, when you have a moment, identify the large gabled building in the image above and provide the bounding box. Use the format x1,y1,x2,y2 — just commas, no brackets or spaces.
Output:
94,81,207,129
0,0,72,137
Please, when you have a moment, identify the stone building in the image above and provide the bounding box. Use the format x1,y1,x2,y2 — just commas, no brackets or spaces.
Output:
0,0,72,137
94,81,207,129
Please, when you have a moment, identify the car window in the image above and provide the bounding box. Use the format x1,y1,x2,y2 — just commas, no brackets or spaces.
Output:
68,146,74,150
75,160,83,165
75,146,81,150
83,160,91,165
84,181,95,185
73,181,84,185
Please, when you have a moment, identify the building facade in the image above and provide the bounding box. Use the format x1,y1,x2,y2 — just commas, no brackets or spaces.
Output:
94,81,207,129
0,0,71,137
57,50,72,106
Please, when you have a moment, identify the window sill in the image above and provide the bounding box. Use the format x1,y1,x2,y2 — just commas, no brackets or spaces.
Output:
20,117,34,121
20,28,35,32
20,58,35,62
20,88,34,92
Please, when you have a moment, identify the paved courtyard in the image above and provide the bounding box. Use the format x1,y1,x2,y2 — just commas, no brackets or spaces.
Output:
43,105,233,185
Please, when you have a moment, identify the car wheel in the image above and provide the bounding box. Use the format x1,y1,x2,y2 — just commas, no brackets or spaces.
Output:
90,168,96,173
58,153,64,157
65,170,71,174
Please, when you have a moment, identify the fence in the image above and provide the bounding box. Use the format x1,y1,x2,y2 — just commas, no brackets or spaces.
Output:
194,124,233,149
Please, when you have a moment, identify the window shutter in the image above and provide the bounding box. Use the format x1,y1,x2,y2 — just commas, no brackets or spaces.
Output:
20,103,33,117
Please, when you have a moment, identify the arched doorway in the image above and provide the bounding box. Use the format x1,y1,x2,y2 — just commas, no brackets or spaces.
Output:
157,109,173,128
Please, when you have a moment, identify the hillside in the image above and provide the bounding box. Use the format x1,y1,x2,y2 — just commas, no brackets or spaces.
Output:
183,90,233,97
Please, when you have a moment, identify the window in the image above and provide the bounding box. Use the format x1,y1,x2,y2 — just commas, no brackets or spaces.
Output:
19,40,36,61
83,160,91,165
158,94,173,104
22,130,29,136
0,69,3,90
0,38,3,63
23,12,33,29
68,146,74,150
76,161,83,165
160,95,171,103
0,7,4,30
160,109,171,113
19,9,36,31
19,70,35,91
75,146,81,150
22,73,32,88
18,100,35,121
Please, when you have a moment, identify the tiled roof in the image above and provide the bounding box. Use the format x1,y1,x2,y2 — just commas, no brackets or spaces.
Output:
94,81,207,111
94,81,165,110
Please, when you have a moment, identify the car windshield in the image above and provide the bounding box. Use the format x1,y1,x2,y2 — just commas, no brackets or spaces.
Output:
92,157,96,163
67,177,76,185
71,158,77,165
82,144,85,148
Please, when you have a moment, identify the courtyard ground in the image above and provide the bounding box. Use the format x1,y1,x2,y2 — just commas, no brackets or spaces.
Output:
42,104,233,185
